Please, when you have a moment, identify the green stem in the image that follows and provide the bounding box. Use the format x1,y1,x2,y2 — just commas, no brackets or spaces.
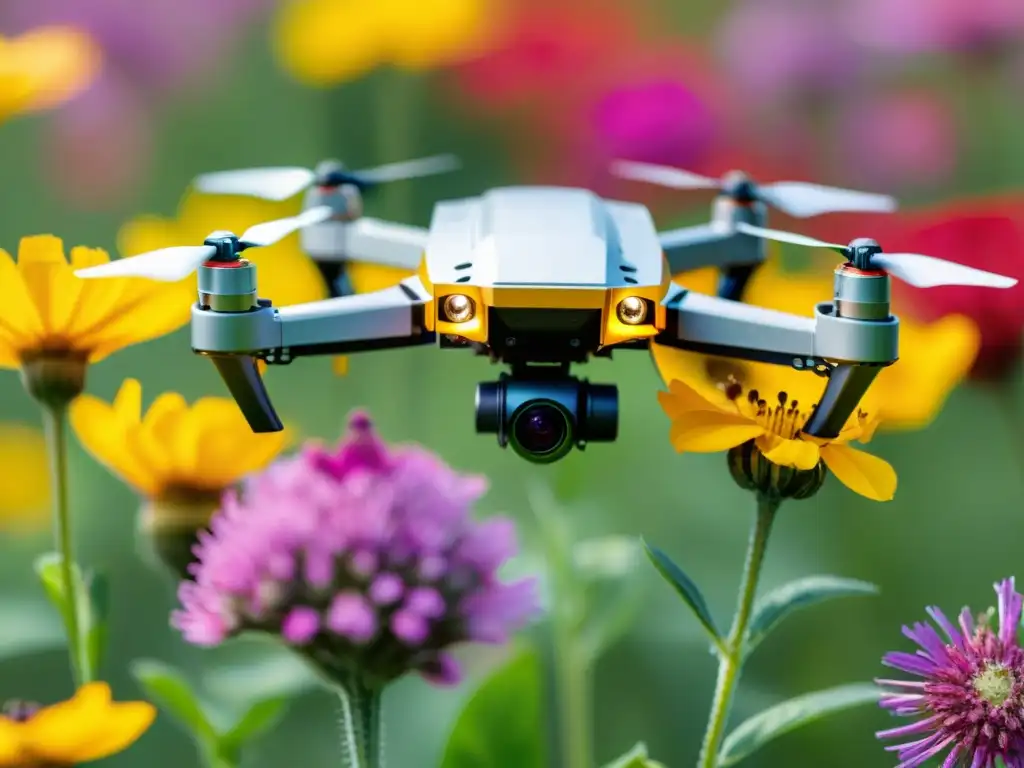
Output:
374,67,418,222
696,493,779,768
553,627,592,768
337,678,384,768
42,403,89,686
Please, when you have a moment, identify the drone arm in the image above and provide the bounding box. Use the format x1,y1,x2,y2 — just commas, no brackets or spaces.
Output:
655,285,899,438
275,276,434,355
340,217,430,269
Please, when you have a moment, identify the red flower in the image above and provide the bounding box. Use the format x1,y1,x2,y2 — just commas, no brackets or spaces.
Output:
808,196,1024,381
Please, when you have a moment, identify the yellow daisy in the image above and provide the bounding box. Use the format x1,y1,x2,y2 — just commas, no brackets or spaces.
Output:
69,378,290,575
658,377,897,502
0,424,50,528
0,682,155,766
0,235,192,404
0,26,102,124
273,0,499,85
654,259,980,431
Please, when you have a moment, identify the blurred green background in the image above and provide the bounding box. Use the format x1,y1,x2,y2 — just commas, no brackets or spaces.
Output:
2,0,1023,766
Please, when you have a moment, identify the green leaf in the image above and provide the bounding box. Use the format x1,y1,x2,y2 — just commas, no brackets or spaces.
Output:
440,647,546,768
718,683,881,767
217,696,290,759
601,742,666,768
201,639,321,703
746,576,878,654
130,659,217,743
642,540,722,650
33,553,111,676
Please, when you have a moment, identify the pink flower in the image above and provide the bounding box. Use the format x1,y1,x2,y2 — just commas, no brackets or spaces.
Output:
835,90,958,190
173,412,539,688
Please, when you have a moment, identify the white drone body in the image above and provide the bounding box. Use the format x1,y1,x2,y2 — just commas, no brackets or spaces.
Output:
76,178,1016,465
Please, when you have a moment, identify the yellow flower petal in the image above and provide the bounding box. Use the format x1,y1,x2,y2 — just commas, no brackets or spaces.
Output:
70,392,160,497
0,423,50,522
23,682,112,760
657,378,725,420
273,0,383,85
24,683,154,763
332,355,350,376
6,26,103,112
346,262,414,295
0,719,27,763
16,235,78,333
62,701,156,763
185,397,289,489
112,378,143,423
668,409,765,453
755,433,821,470
820,443,897,501
0,73,33,123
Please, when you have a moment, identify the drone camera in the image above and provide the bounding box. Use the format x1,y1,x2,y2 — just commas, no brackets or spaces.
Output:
475,375,618,464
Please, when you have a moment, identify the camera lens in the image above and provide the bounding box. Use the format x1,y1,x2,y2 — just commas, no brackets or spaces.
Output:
511,402,571,460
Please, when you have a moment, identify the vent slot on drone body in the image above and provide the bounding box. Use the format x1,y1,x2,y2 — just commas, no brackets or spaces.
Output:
619,263,639,284
454,261,473,283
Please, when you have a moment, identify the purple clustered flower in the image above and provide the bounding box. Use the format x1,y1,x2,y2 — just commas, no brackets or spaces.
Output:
877,577,1024,767
172,412,538,687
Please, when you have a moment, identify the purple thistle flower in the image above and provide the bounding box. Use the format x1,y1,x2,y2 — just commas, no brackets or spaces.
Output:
171,412,539,688
877,577,1024,767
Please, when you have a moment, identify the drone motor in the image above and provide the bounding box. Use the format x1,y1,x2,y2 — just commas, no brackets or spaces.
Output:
475,373,618,464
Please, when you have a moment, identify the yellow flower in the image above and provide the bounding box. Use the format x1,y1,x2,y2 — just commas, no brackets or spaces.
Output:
273,0,500,85
0,682,155,766
69,378,290,576
0,424,50,527
0,26,102,124
69,378,289,500
0,235,192,404
659,378,897,501
653,259,980,431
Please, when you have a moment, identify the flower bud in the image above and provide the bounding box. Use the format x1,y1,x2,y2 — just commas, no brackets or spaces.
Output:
137,494,222,580
19,353,87,409
727,440,826,501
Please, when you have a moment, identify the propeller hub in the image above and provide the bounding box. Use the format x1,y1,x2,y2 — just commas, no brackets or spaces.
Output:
203,232,242,262
847,237,883,271
721,171,757,203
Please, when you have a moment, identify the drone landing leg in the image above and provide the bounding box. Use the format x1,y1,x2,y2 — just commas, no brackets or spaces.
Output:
801,363,882,439
717,265,759,302
316,262,354,299
209,354,284,433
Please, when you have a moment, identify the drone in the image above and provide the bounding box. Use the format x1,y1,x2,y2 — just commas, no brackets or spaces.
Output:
192,154,461,297
75,184,1016,465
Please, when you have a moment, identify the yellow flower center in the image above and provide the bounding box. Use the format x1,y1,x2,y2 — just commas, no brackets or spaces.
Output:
973,662,1016,707
719,377,874,440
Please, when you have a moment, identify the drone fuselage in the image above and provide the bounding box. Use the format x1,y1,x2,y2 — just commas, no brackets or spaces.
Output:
421,186,669,368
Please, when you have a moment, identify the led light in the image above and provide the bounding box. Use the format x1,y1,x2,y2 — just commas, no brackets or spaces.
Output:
616,296,648,325
443,294,475,323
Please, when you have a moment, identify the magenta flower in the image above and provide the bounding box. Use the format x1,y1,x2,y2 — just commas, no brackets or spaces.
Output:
172,412,538,688
877,577,1024,767
591,78,718,170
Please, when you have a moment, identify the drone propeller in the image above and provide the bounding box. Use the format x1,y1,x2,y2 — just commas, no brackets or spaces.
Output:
610,160,897,218
74,206,335,282
735,222,1018,289
192,153,461,202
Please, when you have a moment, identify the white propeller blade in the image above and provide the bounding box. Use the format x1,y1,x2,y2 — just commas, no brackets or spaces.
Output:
239,205,334,247
610,160,719,190
873,253,1018,289
193,166,316,201
758,182,897,218
75,245,217,281
354,154,461,183
735,222,847,253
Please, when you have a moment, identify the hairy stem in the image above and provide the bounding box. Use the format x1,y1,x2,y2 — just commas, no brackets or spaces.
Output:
697,493,779,768
42,403,90,685
337,677,384,768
